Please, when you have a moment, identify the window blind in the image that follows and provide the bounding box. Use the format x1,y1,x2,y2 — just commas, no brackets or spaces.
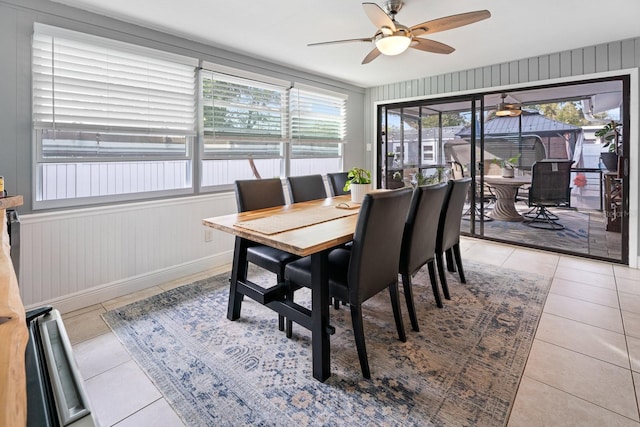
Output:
32,24,197,135
201,70,289,143
290,85,347,144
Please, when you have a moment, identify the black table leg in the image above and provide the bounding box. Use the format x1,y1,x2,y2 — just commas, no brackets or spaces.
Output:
311,250,331,382
227,236,248,321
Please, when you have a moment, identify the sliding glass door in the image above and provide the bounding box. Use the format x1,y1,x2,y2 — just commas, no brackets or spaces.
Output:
377,77,629,264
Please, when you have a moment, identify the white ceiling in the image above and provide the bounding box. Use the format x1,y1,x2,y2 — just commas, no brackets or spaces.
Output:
52,0,640,88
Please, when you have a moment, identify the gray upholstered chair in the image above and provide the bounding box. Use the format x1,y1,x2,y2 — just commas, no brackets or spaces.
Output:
286,174,327,203
435,178,472,301
523,160,574,230
399,183,449,331
234,178,299,332
327,172,350,196
284,188,413,378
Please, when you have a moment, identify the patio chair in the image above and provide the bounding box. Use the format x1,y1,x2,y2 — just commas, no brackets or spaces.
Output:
523,160,574,230
284,188,413,378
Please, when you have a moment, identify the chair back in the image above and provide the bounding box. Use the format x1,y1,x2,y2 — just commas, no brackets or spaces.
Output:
234,178,285,212
327,172,350,196
400,183,448,275
437,178,472,252
528,160,574,206
348,188,412,303
286,174,327,203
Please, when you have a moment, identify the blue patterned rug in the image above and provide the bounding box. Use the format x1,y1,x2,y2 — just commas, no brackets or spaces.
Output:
103,261,551,426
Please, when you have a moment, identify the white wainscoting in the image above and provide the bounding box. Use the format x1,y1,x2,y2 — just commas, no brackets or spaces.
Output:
19,193,237,313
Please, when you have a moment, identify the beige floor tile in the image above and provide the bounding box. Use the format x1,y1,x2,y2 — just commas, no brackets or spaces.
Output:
620,292,640,315
524,340,638,420
62,303,104,319
622,310,640,340
618,277,640,296
159,265,231,291
73,332,131,379
462,241,515,266
502,249,559,277
615,265,640,281
508,377,640,427
554,266,617,289
113,399,185,427
550,277,620,308
101,286,166,311
84,359,162,427
627,336,640,373
558,256,615,276
543,293,624,333
535,313,628,368
63,306,110,345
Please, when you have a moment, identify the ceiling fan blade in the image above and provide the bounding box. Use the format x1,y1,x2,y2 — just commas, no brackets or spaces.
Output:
362,2,396,31
410,38,455,55
410,10,491,37
362,47,381,64
308,37,373,47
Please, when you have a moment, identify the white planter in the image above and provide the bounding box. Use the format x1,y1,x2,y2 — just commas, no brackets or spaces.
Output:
501,167,514,178
350,183,373,203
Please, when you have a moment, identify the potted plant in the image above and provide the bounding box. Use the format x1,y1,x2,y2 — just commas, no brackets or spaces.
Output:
343,167,372,203
595,120,621,172
494,153,521,178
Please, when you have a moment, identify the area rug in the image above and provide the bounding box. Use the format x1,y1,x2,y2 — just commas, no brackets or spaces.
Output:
103,261,551,427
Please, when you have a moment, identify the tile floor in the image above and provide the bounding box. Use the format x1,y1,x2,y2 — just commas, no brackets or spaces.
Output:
64,237,640,426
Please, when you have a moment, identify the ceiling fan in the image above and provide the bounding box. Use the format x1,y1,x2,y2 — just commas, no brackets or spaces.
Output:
496,93,522,117
308,1,491,64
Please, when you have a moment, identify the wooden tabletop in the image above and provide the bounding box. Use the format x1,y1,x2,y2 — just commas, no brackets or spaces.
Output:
203,195,359,257
483,175,531,186
0,195,23,210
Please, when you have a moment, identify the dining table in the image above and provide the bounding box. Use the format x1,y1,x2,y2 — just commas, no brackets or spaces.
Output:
202,194,360,382
483,175,532,221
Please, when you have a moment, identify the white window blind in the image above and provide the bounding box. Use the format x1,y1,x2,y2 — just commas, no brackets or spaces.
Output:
32,23,197,135
290,85,347,143
201,70,289,143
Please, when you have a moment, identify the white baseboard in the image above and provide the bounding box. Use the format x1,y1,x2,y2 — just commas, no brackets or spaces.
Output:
24,251,233,314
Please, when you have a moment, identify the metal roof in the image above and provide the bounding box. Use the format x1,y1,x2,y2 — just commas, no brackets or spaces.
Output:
457,110,581,137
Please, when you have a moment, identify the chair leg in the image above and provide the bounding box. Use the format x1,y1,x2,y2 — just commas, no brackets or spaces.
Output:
333,298,340,310
350,304,371,379
427,261,443,308
452,244,466,284
436,251,451,300
388,283,407,342
445,249,456,272
401,273,420,332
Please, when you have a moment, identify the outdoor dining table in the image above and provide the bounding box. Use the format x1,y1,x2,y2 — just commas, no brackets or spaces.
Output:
483,175,532,221
202,194,360,382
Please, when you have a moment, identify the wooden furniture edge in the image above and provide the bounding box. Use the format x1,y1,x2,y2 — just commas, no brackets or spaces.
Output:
0,207,28,427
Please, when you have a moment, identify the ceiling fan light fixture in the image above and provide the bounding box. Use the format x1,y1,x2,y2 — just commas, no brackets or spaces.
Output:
496,94,522,117
375,33,411,55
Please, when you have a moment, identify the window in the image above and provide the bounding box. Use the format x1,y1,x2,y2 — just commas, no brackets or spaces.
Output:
200,66,347,187
32,24,197,207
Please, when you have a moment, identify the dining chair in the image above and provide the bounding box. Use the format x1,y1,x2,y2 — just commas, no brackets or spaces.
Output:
286,174,327,203
285,188,413,379
234,178,299,332
435,178,472,301
327,172,350,196
399,183,449,331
